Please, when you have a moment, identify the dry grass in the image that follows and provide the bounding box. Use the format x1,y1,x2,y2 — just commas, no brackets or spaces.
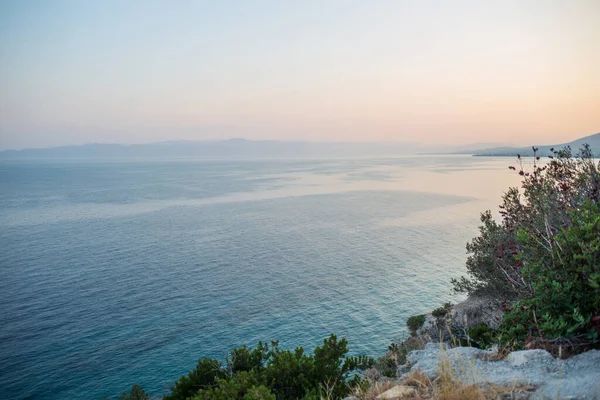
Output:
385,334,427,365
361,323,537,400
352,380,396,400
404,369,429,390
400,367,534,400
358,344,535,400
436,358,486,400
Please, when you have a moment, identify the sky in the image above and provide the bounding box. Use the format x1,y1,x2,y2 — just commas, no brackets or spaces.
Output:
0,0,599,150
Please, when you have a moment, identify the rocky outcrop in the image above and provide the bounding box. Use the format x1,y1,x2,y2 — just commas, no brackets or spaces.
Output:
415,295,504,343
375,295,600,399
374,385,416,399
451,294,504,329
403,343,600,399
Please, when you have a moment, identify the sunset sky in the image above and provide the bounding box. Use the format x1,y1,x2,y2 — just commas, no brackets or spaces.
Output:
1,0,599,150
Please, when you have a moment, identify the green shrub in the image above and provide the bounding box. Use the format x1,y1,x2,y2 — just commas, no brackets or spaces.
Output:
379,335,425,378
452,144,600,352
228,343,270,374
243,385,278,400
452,145,600,300
117,384,148,400
502,201,600,345
164,358,226,400
374,356,398,378
432,307,447,318
407,315,426,335
467,323,496,349
162,334,373,400
191,371,274,400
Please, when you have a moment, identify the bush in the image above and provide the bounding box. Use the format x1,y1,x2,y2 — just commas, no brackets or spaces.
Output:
191,371,275,400
117,384,149,400
432,307,447,318
165,358,226,400
407,315,426,335
452,145,600,300
466,323,496,349
501,201,600,346
163,334,373,400
228,342,270,374
382,335,425,375
452,144,600,352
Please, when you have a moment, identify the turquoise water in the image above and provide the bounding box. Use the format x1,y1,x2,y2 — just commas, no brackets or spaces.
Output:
0,156,518,399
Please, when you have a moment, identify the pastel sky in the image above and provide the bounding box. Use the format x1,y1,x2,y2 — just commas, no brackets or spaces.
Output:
0,0,599,150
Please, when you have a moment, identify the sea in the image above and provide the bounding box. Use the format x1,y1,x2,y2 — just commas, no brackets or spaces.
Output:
0,155,522,399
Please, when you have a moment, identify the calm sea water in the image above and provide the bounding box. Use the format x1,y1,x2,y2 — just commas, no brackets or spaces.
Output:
0,155,520,399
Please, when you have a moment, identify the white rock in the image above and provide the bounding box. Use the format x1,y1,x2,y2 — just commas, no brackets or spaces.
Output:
506,349,554,367
402,345,600,399
375,385,416,400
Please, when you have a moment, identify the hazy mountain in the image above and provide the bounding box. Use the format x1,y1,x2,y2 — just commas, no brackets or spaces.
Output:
3,136,596,160
427,142,514,154
461,133,600,157
0,139,492,159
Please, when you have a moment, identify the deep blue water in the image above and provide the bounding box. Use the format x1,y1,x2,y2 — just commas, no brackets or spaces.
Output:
0,156,517,399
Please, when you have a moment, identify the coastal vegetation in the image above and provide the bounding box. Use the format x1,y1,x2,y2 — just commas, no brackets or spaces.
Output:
373,144,600,397
406,315,426,335
452,144,600,354
157,335,372,400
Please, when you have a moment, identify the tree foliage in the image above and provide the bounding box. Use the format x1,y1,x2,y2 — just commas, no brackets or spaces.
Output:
117,384,149,400
453,145,600,297
502,201,600,346
452,144,600,351
163,334,373,400
164,358,226,400
406,315,426,335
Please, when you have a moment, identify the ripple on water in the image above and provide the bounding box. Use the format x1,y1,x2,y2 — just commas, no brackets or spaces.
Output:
0,157,518,399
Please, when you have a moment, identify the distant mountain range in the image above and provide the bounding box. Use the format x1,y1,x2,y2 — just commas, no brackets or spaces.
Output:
1,134,597,159
458,132,600,157
0,139,508,159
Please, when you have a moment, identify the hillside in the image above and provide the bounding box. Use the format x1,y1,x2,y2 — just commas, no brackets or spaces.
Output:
0,139,505,159
465,132,600,157
0,140,422,159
